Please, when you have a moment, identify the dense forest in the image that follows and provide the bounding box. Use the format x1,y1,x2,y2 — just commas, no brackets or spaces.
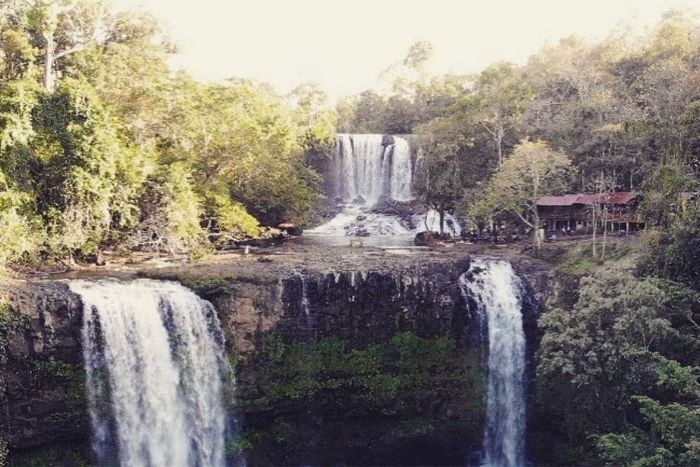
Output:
2,1,700,465
0,0,337,270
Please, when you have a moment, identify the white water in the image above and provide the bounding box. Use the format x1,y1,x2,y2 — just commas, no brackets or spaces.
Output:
306,204,412,237
460,259,526,467
71,279,227,467
306,205,461,240
390,137,413,201
312,134,463,242
413,210,462,237
333,134,413,204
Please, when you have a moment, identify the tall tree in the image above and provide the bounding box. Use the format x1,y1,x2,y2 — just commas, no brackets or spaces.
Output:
26,0,111,91
476,139,573,249
458,62,533,166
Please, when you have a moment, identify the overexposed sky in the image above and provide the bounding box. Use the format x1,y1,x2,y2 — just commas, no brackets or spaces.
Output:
115,0,700,99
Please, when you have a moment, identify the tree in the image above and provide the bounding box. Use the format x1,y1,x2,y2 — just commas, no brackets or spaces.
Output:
25,0,111,91
589,171,618,261
403,40,433,74
597,396,700,467
642,199,700,291
459,62,533,166
288,82,337,187
155,78,323,228
413,117,476,235
639,164,697,229
476,139,573,248
537,264,700,465
128,163,204,254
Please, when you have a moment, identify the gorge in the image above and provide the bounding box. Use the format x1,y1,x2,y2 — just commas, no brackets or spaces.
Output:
0,247,546,466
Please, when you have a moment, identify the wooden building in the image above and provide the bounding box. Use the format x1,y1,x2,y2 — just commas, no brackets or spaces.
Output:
537,192,645,232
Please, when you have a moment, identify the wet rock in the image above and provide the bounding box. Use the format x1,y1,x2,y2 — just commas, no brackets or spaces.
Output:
352,195,366,205
414,231,437,246
286,226,303,236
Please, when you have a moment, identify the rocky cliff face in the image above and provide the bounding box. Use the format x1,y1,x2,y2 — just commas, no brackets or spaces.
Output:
0,252,552,466
0,280,88,452
191,255,548,466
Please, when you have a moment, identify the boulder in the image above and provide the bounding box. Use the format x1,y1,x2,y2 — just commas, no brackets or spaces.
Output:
413,232,432,246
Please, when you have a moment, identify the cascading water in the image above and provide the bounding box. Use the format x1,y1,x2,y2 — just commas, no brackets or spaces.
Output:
460,259,526,467
70,279,227,467
309,133,462,243
333,134,413,204
389,137,412,201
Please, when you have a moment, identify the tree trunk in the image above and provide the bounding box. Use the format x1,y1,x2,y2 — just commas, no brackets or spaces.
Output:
439,208,445,237
496,126,504,166
533,211,541,250
44,33,55,91
592,216,598,259
601,205,608,261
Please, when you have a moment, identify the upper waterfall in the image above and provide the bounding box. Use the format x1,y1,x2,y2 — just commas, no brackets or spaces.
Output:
333,134,414,205
70,279,228,467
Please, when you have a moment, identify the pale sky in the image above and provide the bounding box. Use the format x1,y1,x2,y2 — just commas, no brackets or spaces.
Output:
115,0,700,99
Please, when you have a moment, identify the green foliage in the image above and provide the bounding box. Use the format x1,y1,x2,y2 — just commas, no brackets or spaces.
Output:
138,271,238,296
640,201,700,290
0,1,333,270
31,78,150,256
241,332,486,415
559,252,599,274
32,357,83,381
131,162,205,254
475,139,573,247
272,418,295,444
537,262,700,465
396,418,433,437
7,444,92,467
413,116,480,233
225,429,264,456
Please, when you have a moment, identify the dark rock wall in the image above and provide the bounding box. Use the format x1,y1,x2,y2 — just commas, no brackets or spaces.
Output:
0,281,88,451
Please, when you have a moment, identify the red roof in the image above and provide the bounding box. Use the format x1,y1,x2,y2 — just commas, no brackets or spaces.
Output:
575,192,637,205
537,192,638,206
537,194,581,206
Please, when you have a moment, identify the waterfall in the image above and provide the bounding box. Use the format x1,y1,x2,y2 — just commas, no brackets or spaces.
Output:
299,274,314,332
390,137,412,201
70,279,227,467
333,134,413,204
460,259,526,467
